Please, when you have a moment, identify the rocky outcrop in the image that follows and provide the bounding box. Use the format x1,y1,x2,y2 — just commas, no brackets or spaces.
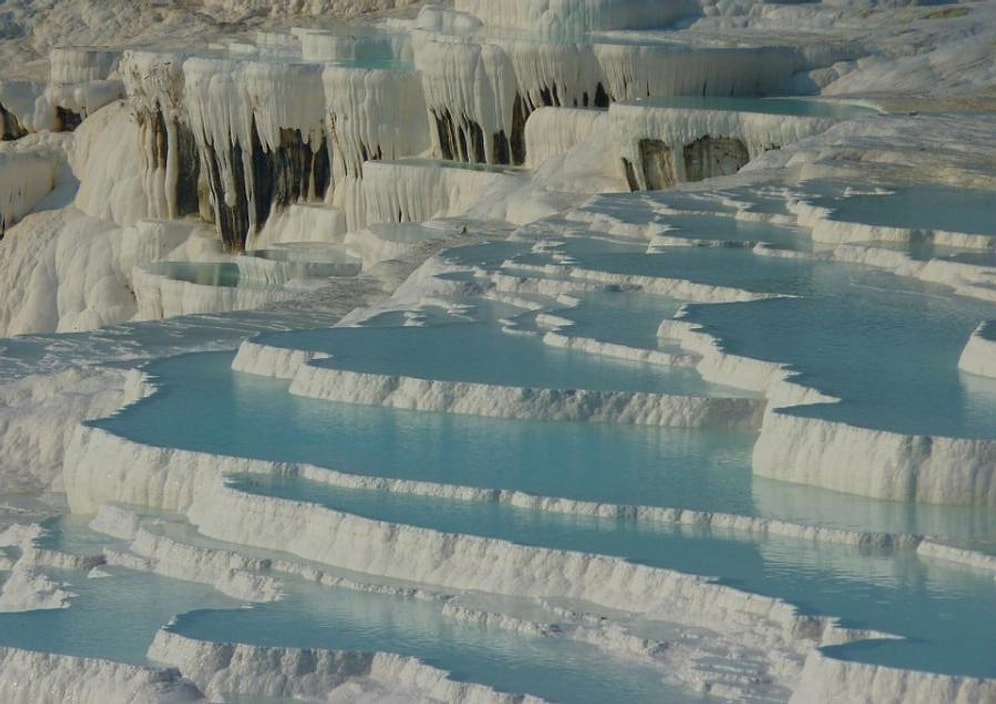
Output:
0,103,27,141
683,135,750,181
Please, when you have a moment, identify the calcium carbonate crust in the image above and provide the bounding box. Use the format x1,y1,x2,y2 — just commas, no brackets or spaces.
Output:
2,0,995,702
149,630,547,704
62,423,996,702
0,647,203,704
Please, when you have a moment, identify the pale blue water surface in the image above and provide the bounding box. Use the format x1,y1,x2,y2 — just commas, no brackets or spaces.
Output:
97,351,757,513
87,346,996,678
651,212,808,249
0,517,704,704
245,299,749,397
167,580,700,704
226,472,996,678
0,519,239,664
510,244,996,438
3,174,994,700
145,262,257,289
821,184,996,236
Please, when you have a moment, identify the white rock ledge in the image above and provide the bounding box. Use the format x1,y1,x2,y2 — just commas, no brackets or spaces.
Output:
789,649,996,704
658,315,996,507
231,339,330,379
501,261,777,303
233,334,764,429
958,322,996,379
78,431,926,552
103,526,284,602
288,364,766,429
916,539,996,576
64,421,994,703
149,630,547,704
64,426,834,658
0,646,203,704
752,410,996,507
831,244,996,304
542,330,699,367
132,266,297,320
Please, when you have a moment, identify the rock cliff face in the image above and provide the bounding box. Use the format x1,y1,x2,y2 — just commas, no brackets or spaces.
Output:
135,108,202,219
47,1,850,250
682,135,750,182
198,122,332,251
628,138,677,190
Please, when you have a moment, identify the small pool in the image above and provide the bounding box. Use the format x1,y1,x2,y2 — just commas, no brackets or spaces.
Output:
145,251,361,290
651,211,809,249
243,243,362,278
253,297,741,397
144,261,252,289
0,518,238,665
547,290,688,350
96,352,757,513
681,284,996,439
520,242,996,438
822,184,996,236
168,576,694,704
623,95,880,119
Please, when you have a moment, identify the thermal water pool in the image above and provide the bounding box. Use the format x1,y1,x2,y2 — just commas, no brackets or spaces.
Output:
818,184,996,237
167,580,695,704
514,243,996,438
143,262,260,289
87,346,996,679
0,565,234,663
623,96,880,120
0,516,238,664
0,516,710,704
96,351,758,513
649,212,808,249
539,290,688,349
0,306,351,384
241,299,751,397
227,472,996,678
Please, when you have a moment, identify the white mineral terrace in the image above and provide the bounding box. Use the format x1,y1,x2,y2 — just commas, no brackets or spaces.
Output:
0,0,994,703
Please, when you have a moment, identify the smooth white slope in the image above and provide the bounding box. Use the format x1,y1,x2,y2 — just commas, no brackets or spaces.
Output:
0,367,145,493
72,101,149,226
0,209,135,336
